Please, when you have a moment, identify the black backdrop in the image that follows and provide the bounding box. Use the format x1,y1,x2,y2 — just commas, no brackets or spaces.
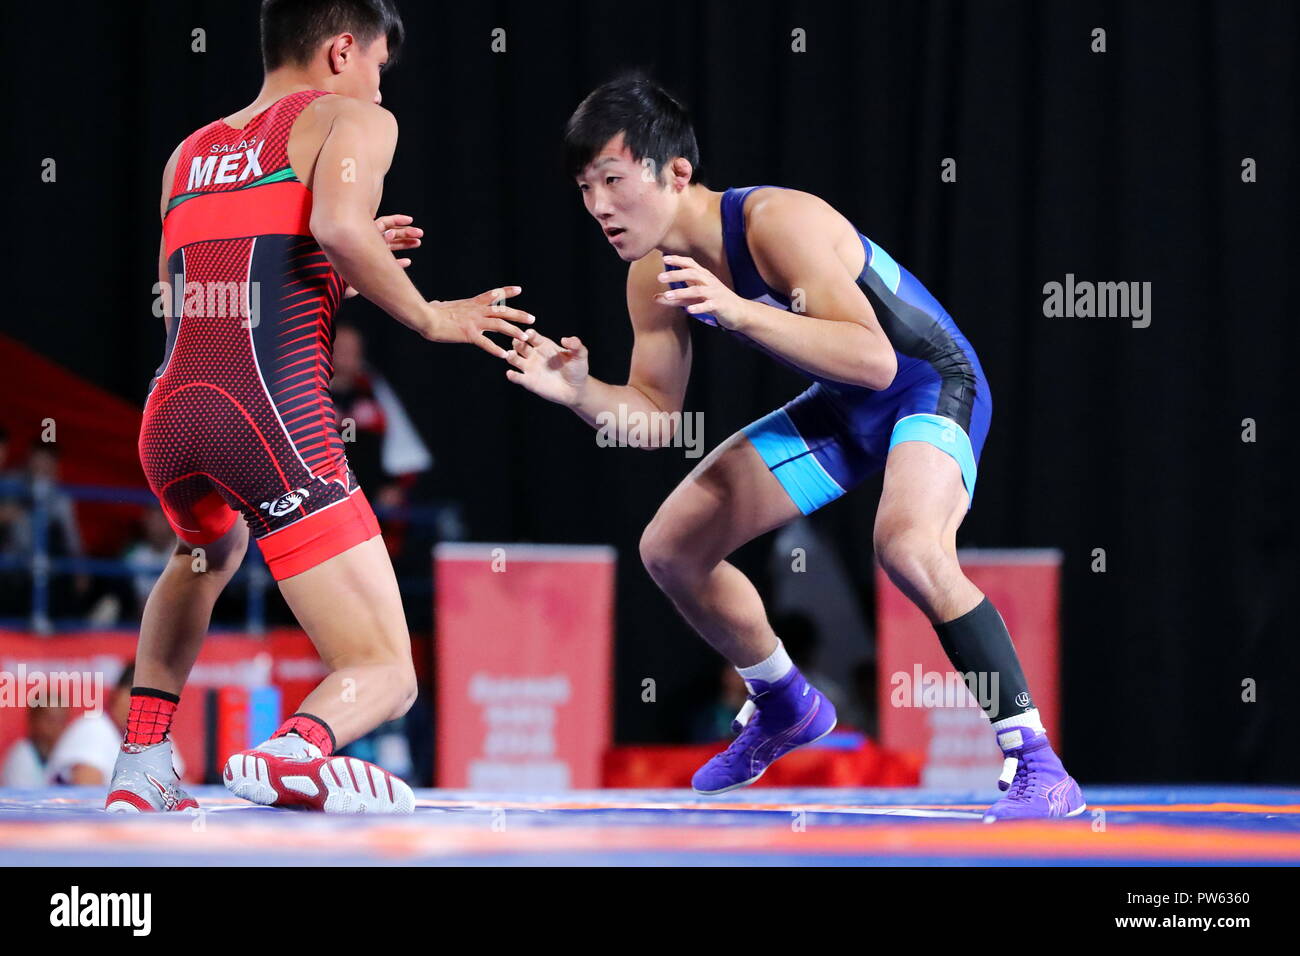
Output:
2,0,1295,782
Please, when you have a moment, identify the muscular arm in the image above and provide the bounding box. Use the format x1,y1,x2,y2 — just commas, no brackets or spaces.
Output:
505,253,693,448
307,100,436,337
669,191,897,390
155,101,526,357
571,254,692,442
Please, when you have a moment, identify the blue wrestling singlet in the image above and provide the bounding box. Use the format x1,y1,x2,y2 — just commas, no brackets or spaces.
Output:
671,185,993,514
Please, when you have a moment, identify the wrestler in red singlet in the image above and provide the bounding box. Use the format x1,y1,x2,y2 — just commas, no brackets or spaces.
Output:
107,0,532,815
143,89,376,582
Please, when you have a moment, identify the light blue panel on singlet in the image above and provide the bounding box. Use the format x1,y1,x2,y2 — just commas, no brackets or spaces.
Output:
889,412,979,501
865,237,902,295
741,408,845,515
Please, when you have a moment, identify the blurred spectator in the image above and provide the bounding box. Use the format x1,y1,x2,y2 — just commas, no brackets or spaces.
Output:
22,444,86,562
121,508,176,616
45,662,133,786
45,661,182,785
2,443,90,617
0,695,70,787
0,427,27,614
330,323,432,557
0,427,20,532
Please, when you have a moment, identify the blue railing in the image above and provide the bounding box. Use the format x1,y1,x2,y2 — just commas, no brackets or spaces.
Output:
0,477,458,634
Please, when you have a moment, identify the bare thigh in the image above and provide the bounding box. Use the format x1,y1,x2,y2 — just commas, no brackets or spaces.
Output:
874,439,980,621
275,535,412,670
875,440,969,545
643,430,802,571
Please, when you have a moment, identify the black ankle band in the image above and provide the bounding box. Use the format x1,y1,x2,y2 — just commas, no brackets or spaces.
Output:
288,711,338,752
131,686,180,704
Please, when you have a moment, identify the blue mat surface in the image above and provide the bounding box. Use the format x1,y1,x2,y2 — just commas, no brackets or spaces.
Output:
2,785,1297,865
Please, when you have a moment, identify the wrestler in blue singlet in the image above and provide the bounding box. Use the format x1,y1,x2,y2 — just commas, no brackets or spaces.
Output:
671,185,992,514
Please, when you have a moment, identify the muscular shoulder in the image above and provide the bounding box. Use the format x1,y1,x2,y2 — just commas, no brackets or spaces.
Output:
312,96,397,138
744,187,861,283
745,187,853,248
298,98,397,187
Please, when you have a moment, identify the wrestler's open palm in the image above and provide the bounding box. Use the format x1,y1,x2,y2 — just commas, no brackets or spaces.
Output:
504,330,589,406
430,286,534,358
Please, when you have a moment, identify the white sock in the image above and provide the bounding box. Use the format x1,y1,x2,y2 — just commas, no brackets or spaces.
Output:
991,708,1045,749
736,640,794,686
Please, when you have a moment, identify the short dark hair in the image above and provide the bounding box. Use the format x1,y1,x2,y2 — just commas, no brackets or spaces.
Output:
260,0,405,72
564,73,702,184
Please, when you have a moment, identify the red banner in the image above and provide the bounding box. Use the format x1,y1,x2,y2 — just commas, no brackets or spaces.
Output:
0,629,326,782
876,549,1062,790
435,543,615,790
603,741,921,788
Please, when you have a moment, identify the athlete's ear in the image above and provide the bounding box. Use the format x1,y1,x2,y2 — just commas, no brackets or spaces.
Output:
668,156,693,191
328,33,357,75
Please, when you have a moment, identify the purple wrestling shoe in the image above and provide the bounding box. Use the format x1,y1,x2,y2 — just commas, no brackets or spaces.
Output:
982,724,1086,823
692,666,837,795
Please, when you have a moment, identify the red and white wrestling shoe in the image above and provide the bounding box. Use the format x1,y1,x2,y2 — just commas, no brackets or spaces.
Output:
105,740,200,812
223,734,416,814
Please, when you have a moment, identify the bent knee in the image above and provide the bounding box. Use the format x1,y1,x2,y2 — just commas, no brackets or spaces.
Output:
874,525,953,584
207,544,248,577
387,666,419,721
329,658,416,721
172,545,245,580
367,659,417,718
179,530,248,577
638,523,668,578
638,520,704,587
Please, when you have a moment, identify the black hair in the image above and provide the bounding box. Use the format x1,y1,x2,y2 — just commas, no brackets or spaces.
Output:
260,0,405,72
564,72,702,184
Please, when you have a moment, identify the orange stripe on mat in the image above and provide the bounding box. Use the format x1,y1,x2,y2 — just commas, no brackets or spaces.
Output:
405,800,1300,815
17,797,1298,815
2,820,1298,860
